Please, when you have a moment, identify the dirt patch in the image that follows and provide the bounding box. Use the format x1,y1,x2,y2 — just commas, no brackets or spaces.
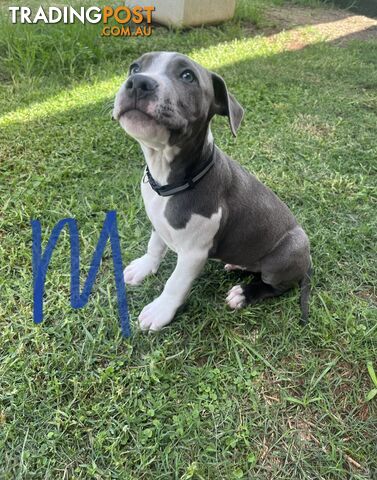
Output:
355,286,377,305
245,5,377,47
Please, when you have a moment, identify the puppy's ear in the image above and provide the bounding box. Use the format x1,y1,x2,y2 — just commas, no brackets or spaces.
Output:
211,72,244,137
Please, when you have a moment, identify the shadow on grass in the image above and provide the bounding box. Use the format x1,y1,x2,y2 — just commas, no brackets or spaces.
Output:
333,0,377,18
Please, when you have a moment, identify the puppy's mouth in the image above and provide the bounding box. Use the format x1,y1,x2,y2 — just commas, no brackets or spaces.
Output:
115,101,186,134
118,107,155,121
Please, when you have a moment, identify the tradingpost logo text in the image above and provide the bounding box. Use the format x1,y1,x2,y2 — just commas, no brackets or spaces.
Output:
9,5,155,37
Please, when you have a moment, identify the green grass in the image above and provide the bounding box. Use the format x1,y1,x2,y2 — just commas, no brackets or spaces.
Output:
1,1,377,478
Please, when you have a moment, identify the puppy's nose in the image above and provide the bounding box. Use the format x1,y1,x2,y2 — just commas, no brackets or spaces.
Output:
125,74,158,98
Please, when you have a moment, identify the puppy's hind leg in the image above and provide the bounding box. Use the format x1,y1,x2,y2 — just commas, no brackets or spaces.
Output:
224,263,246,272
226,278,289,310
226,227,311,320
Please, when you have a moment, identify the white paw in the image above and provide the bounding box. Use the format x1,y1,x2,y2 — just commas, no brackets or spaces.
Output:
226,285,246,310
123,254,159,286
224,264,246,272
138,295,177,332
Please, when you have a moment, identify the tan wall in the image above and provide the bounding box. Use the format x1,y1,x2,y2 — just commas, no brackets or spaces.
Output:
132,0,236,27
183,0,236,27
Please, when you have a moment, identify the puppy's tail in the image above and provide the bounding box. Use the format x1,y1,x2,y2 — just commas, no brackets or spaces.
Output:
299,262,312,325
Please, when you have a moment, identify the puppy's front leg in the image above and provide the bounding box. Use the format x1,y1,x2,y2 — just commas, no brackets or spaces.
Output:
124,229,167,285
138,250,207,332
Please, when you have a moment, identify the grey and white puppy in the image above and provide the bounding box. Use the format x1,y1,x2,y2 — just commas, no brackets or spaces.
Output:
113,51,311,332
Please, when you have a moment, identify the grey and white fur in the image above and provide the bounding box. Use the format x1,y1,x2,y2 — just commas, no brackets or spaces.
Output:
113,51,312,332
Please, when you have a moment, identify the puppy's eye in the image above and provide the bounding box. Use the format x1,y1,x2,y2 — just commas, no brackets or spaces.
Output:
180,70,195,83
130,64,141,75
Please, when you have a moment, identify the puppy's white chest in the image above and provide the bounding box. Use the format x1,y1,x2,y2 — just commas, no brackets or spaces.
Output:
141,178,176,249
141,177,222,254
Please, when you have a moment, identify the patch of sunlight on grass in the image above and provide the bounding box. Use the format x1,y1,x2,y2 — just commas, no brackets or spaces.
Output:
0,76,123,126
190,34,287,70
189,23,328,70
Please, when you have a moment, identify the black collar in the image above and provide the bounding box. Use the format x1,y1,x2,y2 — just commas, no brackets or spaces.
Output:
144,144,215,197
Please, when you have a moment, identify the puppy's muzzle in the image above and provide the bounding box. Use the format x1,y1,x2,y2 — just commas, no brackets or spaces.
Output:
125,74,158,100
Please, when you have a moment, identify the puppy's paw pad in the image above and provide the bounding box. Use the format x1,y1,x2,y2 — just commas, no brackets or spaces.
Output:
123,255,158,286
226,285,246,309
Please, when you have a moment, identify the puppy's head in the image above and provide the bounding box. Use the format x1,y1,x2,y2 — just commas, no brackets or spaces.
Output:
113,51,244,149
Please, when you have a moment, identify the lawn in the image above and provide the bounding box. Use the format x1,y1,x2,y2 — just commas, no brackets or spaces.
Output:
0,1,376,478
